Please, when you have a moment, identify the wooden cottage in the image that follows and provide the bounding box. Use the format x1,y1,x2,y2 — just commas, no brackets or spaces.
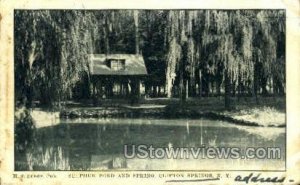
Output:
89,54,148,103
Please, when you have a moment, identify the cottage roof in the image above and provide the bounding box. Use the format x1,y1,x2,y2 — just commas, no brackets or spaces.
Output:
89,54,147,76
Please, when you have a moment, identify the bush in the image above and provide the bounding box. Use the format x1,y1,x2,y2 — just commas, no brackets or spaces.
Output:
15,109,36,153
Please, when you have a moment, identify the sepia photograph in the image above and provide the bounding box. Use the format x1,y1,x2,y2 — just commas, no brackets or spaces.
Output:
14,9,286,171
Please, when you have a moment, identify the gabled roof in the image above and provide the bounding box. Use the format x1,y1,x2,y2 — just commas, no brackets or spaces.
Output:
89,54,147,76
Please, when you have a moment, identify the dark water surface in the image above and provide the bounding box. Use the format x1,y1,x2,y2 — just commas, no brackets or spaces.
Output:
15,118,285,171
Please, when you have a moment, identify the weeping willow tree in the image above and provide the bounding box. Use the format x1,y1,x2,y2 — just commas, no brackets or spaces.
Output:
163,10,285,108
254,10,285,96
165,11,199,99
15,10,61,107
59,11,99,101
15,10,99,107
165,11,182,98
202,10,284,109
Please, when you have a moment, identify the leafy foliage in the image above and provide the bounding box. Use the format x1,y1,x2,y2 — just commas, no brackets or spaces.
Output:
14,10,285,108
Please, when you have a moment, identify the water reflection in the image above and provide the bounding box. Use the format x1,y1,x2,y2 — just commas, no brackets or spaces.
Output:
15,119,285,171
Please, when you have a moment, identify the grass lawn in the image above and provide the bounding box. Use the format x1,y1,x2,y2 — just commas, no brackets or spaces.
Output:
164,96,285,127
18,96,286,128
65,96,286,126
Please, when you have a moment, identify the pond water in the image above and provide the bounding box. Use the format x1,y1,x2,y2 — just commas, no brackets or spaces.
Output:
15,118,285,171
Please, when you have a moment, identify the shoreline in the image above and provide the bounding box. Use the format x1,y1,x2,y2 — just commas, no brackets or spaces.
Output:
17,97,286,128
58,106,285,128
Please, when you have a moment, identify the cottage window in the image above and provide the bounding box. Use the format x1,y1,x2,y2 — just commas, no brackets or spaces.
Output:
108,59,126,71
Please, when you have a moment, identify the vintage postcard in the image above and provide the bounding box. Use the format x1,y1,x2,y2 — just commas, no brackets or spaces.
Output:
0,0,300,184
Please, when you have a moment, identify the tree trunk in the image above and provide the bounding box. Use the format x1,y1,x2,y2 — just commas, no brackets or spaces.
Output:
185,80,189,99
179,71,186,103
216,81,221,97
189,78,196,97
25,71,33,108
104,15,110,54
261,76,268,96
237,78,242,101
134,10,139,54
224,71,231,110
253,63,260,104
158,86,161,97
198,69,202,98
232,81,236,97
130,77,140,105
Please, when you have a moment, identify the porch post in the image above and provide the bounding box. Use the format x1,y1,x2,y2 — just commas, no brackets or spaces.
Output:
136,78,140,99
92,76,97,105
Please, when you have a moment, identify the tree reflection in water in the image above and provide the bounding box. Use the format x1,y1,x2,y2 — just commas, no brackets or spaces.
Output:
15,119,285,170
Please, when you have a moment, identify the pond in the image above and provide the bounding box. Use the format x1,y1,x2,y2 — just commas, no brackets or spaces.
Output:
15,118,285,171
